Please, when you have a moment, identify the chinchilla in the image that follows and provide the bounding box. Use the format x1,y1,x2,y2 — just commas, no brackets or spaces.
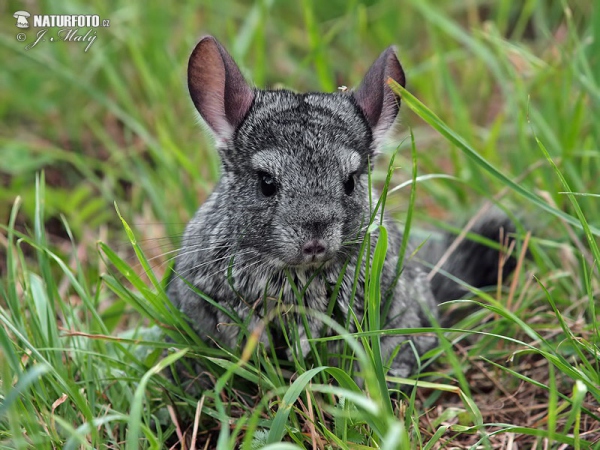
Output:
167,36,516,386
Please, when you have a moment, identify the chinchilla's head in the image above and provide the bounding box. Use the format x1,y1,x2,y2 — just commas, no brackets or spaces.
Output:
188,36,405,269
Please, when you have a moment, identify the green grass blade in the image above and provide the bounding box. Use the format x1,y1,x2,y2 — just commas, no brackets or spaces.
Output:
389,80,600,236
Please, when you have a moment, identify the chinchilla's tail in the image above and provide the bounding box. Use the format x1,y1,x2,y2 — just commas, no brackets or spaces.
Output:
417,210,518,303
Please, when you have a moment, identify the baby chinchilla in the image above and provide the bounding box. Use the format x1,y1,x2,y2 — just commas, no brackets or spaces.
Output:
168,36,515,384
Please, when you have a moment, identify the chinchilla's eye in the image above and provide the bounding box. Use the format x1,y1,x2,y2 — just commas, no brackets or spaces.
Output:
344,173,355,196
258,171,277,197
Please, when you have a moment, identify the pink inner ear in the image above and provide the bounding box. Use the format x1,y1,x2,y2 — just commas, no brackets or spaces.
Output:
188,36,254,139
188,38,229,136
352,46,405,136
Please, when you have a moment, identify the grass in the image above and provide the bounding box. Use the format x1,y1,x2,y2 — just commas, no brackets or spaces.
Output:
1,0,599,448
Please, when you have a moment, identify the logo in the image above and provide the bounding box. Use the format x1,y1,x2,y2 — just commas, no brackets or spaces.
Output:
13,11,30,28
13,11,110,52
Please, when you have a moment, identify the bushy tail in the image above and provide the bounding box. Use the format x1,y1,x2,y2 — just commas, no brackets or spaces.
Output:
418,211,518,303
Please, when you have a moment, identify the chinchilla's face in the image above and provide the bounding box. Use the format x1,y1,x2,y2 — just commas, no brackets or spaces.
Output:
221,90,373,268
187,36,405,269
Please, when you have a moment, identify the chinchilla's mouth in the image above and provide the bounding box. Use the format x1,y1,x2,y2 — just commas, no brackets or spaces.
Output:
285,256,335,270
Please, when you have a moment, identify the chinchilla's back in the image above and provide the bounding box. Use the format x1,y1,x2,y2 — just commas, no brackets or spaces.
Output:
168,36,517,387
417,210,518,303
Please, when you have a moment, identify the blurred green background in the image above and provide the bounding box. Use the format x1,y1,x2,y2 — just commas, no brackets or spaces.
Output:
1,1,600,447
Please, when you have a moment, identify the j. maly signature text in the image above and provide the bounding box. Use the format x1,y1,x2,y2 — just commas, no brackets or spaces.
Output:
25,28,97,52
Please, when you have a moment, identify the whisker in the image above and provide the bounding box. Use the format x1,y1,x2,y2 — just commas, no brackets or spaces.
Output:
165,250,257,290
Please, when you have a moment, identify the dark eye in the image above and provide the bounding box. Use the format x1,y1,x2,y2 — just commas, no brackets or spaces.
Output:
344,173,355,196
258,171,277,197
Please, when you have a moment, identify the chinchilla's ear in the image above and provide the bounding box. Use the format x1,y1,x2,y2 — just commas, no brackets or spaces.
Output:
188,36,254,142
352,46,405,146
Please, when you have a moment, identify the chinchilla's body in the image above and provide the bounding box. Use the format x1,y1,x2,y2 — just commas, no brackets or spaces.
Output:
168,36,515,382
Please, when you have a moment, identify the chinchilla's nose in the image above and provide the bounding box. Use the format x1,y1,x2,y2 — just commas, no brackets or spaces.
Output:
302,239,328,256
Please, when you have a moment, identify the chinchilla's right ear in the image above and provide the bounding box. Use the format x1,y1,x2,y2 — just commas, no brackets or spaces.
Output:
188,36,254,142
352,46,405,150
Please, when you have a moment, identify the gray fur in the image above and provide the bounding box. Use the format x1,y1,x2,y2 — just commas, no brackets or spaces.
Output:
168,36,514,384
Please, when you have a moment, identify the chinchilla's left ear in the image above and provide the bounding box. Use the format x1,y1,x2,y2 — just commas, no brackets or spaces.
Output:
352,47,405,146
